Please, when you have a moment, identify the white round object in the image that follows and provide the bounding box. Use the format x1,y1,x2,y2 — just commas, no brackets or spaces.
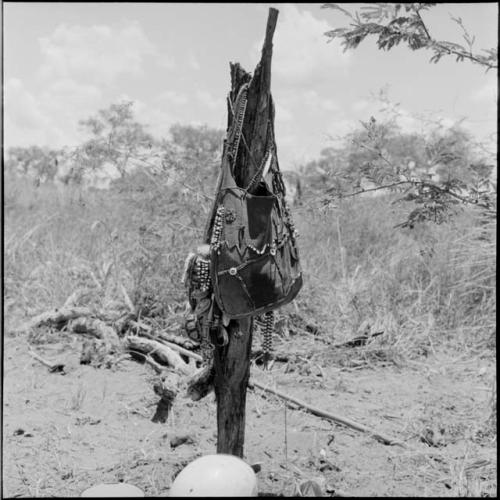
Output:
169,454,258,497
81,483,144,497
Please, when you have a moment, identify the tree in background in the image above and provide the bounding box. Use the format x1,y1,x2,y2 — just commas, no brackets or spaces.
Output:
169,123,223,162
5,146,60,185
299,102,495,228
76,101,155,179
161,123,224,198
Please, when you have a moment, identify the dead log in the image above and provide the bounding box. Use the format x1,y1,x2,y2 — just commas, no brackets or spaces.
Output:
129,320,200,350
112,311,137,334
70,316,120,341
156,332,200,351
125,336,192,375
16,306,93,333
127,350,165,374
133,328,203,363
75,317,122,368
80,338,112,367
159,339,203,363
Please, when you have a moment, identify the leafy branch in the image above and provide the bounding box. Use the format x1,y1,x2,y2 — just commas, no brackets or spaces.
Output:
322,3,498,71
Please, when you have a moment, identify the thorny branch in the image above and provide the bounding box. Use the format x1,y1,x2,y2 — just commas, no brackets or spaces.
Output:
322,3,498,71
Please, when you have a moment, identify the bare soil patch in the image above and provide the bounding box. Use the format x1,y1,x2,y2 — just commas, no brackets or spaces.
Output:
2,331,496,497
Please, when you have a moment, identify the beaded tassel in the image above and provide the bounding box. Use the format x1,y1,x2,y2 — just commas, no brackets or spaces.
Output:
196,258,211,292
262,310,274,369
210,205,225,252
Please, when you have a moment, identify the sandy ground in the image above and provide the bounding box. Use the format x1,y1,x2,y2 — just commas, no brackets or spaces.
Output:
2,332,496,497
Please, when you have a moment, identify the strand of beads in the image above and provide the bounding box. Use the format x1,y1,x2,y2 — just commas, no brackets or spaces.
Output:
247,242,269,255
196,258,211,292
262,310,274,369
228,84,248,165
210,206,225,253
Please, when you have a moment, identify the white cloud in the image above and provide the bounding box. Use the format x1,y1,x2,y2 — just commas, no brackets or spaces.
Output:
251,4,350,86
396,111,425,135
157,90,189,107
195,89,224,110
276,102,293,122
269,86,344,168
301,89,339,112
5,20,168,151
38,21,159,84
139,108,176,140
4,79,48,131
4,77,100,149
471,80,498,102
42,79,103,124
187,50,201,71
352,99,370,112
157,54,176,70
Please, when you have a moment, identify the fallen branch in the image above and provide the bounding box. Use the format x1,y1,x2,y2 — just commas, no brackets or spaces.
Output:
127,349,165,374
332,331,384,349
129,320,200,350
111,311,137,334
250,379,407,448
125,336,192,375
157,331,200,350
129,319,152,332
80,338,117,367
252,349,290,363
70,317,121,348
29,349,65,374
133,329,203,363
160,340,203,363
16,307,93,334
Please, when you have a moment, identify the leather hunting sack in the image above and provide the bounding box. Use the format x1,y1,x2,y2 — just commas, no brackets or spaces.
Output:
210,148,303,319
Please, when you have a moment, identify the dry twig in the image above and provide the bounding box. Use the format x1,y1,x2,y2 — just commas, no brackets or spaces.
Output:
29,349,66,374
251,379,407,448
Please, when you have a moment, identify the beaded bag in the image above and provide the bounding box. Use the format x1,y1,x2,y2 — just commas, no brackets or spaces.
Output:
209,145,302,319
183,83,302,363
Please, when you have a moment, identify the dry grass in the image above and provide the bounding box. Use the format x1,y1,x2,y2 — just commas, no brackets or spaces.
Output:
4,174,495,361
293,195,496,361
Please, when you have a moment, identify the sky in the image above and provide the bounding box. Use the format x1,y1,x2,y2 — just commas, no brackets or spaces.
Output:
3,2,498,169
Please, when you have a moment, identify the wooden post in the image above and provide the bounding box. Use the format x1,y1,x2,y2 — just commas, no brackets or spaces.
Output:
210,8,279,457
